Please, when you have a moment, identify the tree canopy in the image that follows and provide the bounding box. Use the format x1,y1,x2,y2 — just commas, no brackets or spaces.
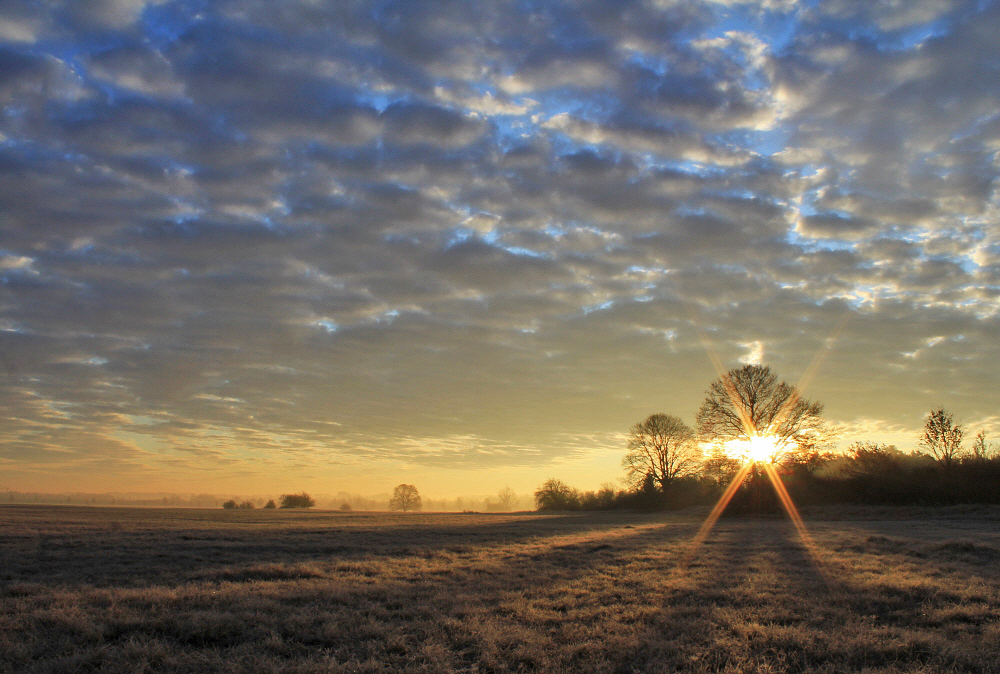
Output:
920,407,964,469
695,364,831,460
622,413,700,492
279,492,315,508
388,484,422,512
534,478,580,511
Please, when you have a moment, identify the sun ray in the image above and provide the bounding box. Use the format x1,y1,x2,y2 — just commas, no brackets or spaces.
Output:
761,461,831,585
677,463,751,569
668,276,850,582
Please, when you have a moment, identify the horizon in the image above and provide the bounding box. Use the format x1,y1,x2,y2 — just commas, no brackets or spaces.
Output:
2,0,998,498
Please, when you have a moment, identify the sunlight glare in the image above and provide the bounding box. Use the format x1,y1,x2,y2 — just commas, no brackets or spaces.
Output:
718,433,784,464
747,434,781,463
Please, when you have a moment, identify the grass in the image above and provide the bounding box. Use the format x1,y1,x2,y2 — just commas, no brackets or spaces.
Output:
2,505,999,673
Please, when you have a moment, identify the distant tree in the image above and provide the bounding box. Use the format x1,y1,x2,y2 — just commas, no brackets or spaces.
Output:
263,499,276,509
623,413,700,493
339,502,352,511
496,486,517,511
279,492,316,508
222,499,238,509
534,478,580,511
388,484,422,512
696,364,832,460
842,442,903,478
239,500,255,509
970,430,996,461
701,448,743,489
579,483,617,510
919,407,964,469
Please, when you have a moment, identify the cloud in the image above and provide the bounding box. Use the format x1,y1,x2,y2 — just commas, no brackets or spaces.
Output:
0,0,997,493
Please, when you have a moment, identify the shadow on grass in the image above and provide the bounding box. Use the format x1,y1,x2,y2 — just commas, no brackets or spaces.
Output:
3,506,1000,673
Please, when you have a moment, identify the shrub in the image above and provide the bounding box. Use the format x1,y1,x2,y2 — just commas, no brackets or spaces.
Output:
263,499,276,509
534,478,580,511
222,499,238,510
279,492,315,508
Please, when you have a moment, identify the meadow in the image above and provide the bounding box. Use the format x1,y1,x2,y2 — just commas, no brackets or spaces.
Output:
2,505,999,673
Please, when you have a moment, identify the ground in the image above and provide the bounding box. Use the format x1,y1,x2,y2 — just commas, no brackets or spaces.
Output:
2,505,999,673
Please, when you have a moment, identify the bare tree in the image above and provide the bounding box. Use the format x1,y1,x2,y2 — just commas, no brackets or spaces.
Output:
970,430,997,461
622,413,700,492
388,484,422,511
496,486,517,511
919,407,964,469
695,364,832,459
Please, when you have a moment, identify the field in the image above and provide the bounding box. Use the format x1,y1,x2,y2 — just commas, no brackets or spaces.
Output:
2,505,999,673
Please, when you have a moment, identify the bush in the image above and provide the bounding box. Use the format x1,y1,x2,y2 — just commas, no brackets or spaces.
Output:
534,478,580,511
263,499,276,509
222,499,238,510
339,502,352,511
279,492,315,508
239,501,255,509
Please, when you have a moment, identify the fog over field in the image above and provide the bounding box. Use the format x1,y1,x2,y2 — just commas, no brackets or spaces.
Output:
1,0,999,497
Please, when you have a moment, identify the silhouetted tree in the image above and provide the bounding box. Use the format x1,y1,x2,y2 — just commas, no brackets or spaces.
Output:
623,413,701,493
388,484,422,511
579,483,618,510
920,407,964,469
279,492,316,508
263,499,276,509
222,499,238,509
239,500,255,509
701,447,743,489
696,364,832,460
842,442,903,478
534,478,580,511
970,430,996,461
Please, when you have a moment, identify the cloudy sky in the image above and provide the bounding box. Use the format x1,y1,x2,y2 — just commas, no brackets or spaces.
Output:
1,0,998,498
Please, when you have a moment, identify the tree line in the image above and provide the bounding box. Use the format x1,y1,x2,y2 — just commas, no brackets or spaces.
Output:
222,484,427,511
535,364,1000,512
223,492,316,509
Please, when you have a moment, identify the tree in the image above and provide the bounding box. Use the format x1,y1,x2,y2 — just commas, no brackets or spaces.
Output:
701,447,743,489
534,478,580,511
222,499,238,509
263,499,276,509
970,430,997,461
496,486,517,511
279,492,316,508
622,413,700,492
919,407,964,469
388,484,422,512
695,364,832,460
842,442,902,478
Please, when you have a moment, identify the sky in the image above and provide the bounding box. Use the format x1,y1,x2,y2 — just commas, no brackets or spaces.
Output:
1,0,998,499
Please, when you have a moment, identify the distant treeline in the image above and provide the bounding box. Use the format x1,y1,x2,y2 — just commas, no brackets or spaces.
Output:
535,448,1000,514
1,490,533,512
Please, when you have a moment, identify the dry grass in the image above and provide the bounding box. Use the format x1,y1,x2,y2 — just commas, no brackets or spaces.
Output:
2,505,999,673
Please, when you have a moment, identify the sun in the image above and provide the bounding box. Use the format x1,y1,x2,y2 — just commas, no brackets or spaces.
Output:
716,433,784,464
746,434,781,463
